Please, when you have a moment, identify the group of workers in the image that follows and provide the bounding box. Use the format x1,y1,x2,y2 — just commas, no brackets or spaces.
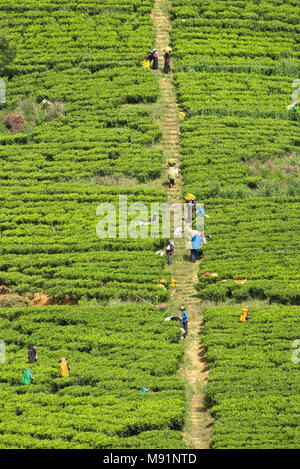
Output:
164,194,212,264
144,47,172,74
144,43,258,340
161,194,213,338
22,347,70,385
14,43,268,390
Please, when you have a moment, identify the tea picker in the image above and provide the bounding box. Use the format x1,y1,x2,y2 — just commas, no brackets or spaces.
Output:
163,47,172,74
165,316,185,335
287,102,298,111
166,239,175,265
22,368,35,385
189,229,205,263
150,49,159,70
180,307,189,338
28,345,38,363
167,165,178,188
184,193,196,224
239,306,251,323
143,48,158,70
58,357,70,377
187,198,196,223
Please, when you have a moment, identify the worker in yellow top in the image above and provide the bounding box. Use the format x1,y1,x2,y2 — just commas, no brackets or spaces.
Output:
239,307,251,323
58,357,70,377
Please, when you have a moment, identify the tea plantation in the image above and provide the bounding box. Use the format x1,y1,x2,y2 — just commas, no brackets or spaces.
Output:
0,0,187,450
171,0,300,449
0,0,299,450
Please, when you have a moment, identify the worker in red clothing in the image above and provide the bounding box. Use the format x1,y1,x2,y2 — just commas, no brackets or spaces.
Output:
145,48,158,69
166,240,175,265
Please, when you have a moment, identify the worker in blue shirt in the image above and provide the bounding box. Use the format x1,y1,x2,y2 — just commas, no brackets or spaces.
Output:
287,102,297,111
190,230,201,262
180,306,189,338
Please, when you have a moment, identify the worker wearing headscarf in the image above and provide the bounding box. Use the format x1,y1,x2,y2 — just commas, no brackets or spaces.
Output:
151,48,158,69
146,48,158,70
22,368,34,385
163,47,172,74
167,164,178,188
180,306,189,338
166,239,175,265
28,345,38,363
58,357,70,378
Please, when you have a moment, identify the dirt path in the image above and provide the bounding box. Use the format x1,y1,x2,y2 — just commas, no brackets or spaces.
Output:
151,0,213,449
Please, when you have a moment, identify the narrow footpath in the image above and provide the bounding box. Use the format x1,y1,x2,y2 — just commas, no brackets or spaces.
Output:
151,0,213,449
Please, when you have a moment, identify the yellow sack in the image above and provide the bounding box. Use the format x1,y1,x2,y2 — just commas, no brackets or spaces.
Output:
141,59,150,70
184,193,196,201
58,358,69,378
239,307,248,323
178,112,186,121
170,278,177,288
239,312,246,323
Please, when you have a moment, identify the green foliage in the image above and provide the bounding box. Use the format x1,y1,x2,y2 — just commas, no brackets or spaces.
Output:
0,33,16,71
0,304,186,449
0,0,169,303
171,1,300,450
195,197,300,304
202,305,300,449
172,0,299,199
0,182,171,303
171,0,300,307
